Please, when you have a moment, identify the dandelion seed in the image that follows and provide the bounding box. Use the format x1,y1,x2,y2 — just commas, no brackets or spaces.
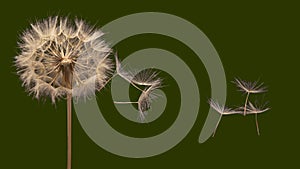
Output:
210,77,270,137
208,99,239,137
209,99,238,115
245,102,270,114
15,16,113,169
114,53,144,92
136,78,162,122
114,60,163,122
233,78,267,116
131,68,162,87
233,78,267,94
245,101,270,135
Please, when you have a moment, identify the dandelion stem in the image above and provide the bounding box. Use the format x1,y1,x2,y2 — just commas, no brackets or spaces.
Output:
243,92,250,116
67,94,72,169
62,64,73,169
255,113,260,136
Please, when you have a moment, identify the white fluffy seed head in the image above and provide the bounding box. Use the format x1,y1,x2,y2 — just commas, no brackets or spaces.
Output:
15,16,113,103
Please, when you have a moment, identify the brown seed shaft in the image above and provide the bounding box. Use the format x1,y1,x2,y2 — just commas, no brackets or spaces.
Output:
67,94,72,169
62,63,73,169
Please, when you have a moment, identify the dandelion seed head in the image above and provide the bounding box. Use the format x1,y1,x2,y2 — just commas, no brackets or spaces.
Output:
15,16,113,103
233,78,267,94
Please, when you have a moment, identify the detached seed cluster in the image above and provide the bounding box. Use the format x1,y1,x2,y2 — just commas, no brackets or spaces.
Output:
209,78,270,136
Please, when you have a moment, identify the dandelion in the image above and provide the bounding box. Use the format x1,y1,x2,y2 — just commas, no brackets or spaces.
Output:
233,78,267,116
114,55,162,122
15,16,113,169
208,99,239,137
244,101,270,135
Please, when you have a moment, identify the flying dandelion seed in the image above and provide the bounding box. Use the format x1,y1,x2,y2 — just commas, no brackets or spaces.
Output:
208,99,239,137
15,16,113,169
244,101,270,135
114,53,145,92
114,55,163,122
135,75,162,122
209,77,270,137
233,78,267,116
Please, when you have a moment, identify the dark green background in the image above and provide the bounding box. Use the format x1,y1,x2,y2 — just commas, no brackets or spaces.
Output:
1,0,299,168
